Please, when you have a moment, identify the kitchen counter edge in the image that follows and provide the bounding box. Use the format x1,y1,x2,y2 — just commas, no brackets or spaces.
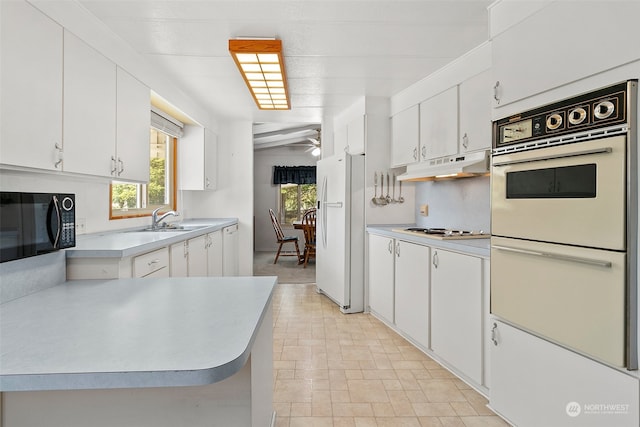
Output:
367,226,490,258
65,218,238,259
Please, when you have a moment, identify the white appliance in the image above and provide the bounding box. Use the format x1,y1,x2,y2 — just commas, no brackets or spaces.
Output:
490,80,638,369
316,152,365,313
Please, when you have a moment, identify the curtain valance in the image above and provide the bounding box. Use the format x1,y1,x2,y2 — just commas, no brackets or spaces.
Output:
272,166,316,185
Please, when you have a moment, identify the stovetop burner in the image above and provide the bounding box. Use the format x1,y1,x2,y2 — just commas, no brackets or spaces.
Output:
404,227,485,237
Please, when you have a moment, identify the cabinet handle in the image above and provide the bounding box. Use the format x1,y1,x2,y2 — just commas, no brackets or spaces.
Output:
111,156,117,175
413,147,418,160
462,133,469,149
493,81,501,104
206,177,211,188
388,240,393,254
491,322,499,346
117,158,124,176
432,251,438,269
421,146,427,160
395,242,400,257
148,259,160,266
54,143,63,168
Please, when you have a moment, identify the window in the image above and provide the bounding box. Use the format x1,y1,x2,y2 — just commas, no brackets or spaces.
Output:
279,183,316,225
110,128,177,219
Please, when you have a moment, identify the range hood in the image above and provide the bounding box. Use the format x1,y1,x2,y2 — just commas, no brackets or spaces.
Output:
397,150,490,181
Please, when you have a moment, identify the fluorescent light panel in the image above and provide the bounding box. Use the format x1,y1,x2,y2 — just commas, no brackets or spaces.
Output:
229,39,290,110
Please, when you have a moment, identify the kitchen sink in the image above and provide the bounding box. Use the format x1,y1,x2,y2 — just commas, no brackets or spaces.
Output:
133,224,209,232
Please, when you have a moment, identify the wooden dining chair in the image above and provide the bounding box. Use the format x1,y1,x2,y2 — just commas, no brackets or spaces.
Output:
269,208,301,264
301,208,316,268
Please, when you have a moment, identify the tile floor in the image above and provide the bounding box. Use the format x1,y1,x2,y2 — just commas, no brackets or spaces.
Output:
271,283,510,427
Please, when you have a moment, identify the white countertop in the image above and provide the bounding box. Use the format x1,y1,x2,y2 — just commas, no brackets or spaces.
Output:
0,276,276,391
367,225,490,258
66,218,238,258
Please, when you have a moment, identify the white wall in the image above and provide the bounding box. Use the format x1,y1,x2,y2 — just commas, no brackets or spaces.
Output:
253,146,317,252
182,120,254,275
414,176,490,232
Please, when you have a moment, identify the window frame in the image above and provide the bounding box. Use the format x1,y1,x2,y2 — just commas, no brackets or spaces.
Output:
109,133,178,220
278,182,316,226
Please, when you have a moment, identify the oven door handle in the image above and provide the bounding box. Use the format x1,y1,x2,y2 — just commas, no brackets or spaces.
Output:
492,147,613,167
492,244,613,268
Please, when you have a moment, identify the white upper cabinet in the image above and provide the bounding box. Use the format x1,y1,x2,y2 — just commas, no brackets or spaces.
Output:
458,70,492,153
115,67,150,182
390,105,420,167
1,1,63,170
180,126,218,191
419,86,458,160
491,1,640,108
63,30,116,177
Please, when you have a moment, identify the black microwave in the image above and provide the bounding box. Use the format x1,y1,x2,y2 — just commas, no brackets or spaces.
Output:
0,192,76,263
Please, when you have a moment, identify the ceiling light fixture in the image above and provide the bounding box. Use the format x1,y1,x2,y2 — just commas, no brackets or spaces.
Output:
229,39,290,110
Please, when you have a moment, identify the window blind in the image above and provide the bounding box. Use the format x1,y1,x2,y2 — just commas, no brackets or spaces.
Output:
150,107,184,138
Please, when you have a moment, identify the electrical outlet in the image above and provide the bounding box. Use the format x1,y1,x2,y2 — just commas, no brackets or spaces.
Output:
76,218,87,234
420,204,429,216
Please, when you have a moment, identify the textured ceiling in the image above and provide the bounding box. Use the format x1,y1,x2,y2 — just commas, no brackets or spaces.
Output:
80,0,491,145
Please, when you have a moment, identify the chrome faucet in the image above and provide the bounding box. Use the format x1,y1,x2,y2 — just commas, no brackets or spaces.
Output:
151,207,178,230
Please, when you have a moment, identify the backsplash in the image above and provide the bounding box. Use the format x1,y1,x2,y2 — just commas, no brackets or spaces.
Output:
414,175,490,232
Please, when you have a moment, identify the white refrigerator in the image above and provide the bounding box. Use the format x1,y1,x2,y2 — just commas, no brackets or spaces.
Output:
316,152,365,313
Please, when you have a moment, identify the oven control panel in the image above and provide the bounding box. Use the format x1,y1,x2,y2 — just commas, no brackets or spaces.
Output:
493,80,635,149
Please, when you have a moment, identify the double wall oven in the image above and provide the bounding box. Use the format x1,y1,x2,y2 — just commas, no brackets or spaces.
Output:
491,80,638,369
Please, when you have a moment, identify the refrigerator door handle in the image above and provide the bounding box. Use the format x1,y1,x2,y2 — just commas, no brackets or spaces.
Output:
321,176,328,248
324,202,343,208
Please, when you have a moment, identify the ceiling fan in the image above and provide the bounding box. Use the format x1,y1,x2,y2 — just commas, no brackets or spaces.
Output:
305,129,321,156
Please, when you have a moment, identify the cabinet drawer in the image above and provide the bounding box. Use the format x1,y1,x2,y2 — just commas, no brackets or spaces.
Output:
133,247,169,278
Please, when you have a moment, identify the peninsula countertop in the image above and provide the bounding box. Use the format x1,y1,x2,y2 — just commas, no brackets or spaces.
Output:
66,218,238,259
0,276,276,392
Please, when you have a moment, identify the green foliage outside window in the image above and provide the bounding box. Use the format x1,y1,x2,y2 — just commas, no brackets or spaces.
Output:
280,183,316,224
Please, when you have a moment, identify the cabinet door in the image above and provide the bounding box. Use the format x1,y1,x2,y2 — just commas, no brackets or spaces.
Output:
204,129,218,190
222,225,239,276
391,105,420,167
419,86,458,161
394,241,430,348
459,70,492,153
63,30,116,177
431,249,482,384
1,1,63,170
116,67,150,182
491,320,639,427
207,231,223,277
491,1,640,108
169,241,189,277
187,235,208,277
346,115,365,154
367,234,395,324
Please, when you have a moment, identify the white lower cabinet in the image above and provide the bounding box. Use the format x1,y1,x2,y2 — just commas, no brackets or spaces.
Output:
188,231,223,277
431,249,482,385
207,231,223,277
133,247,169,278
368,234,395,324
394,240,430,349
222,224,239,276
169,241,189,277
490,319,639,427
